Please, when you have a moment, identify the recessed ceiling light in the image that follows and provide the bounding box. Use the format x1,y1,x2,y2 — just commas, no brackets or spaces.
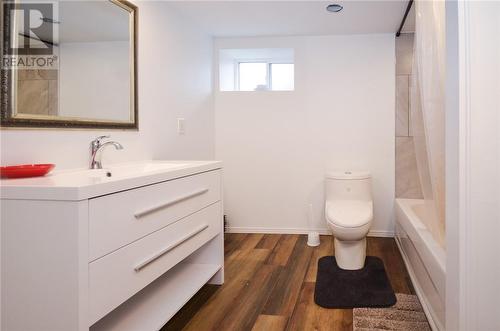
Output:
326,4,343,13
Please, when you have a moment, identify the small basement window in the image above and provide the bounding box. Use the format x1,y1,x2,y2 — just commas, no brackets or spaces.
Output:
238,62,294,91
219,48,294,91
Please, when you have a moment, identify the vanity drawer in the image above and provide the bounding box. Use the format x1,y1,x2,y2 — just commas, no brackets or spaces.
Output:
89,201,222,325
89,170,221,261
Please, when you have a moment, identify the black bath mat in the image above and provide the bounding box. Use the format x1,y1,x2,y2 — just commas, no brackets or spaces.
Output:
314,256,397,308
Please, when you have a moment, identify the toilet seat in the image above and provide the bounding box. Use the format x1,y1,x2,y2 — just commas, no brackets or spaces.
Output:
325,200,373,228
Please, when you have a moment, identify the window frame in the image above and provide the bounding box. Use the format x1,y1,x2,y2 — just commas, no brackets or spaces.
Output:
235,59,294,91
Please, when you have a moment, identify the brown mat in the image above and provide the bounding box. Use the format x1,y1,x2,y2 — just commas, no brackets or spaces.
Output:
353,293,431,331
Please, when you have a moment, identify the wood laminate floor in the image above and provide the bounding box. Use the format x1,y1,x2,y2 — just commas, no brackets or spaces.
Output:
162,234,418,331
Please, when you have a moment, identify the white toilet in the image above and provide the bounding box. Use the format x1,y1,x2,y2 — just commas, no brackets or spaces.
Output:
325,171,373,270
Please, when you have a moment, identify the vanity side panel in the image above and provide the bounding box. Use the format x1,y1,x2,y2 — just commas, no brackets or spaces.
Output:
1,199,89,331
186,172,225,285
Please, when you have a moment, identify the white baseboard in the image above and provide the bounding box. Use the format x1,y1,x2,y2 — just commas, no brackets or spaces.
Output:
367,230,395,238
226,226,394,238
226,226,331,235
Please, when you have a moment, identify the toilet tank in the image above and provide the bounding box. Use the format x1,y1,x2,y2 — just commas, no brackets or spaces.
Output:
325,171,372,201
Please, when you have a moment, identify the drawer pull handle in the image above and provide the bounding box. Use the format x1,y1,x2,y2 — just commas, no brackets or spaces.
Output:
134,188,209,219
134,224,209,272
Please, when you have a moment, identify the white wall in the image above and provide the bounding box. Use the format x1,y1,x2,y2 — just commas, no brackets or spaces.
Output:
0,2,214,170
215,34,395,235
447,1,500,330
59,41,131,122
445,1,460,330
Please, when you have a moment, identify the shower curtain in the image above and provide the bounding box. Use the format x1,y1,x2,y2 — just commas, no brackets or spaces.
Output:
410,0,446,247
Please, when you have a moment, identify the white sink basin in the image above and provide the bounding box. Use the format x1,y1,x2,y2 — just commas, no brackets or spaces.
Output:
0,160,222,201
86,162,190,180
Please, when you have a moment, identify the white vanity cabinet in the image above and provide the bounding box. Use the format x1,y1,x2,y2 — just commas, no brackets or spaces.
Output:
0,161,224,331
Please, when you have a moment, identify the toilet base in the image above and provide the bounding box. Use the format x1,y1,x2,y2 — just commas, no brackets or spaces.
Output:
334,237,366,270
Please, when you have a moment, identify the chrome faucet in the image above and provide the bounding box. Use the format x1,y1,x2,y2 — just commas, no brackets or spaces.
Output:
89,135,124,169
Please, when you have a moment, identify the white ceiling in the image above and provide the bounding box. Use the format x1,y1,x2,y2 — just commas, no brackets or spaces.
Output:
21,1,131,44
58,1,130,43
168,1,414,37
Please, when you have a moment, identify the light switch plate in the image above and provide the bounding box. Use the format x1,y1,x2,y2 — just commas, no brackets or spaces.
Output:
177,118,185,135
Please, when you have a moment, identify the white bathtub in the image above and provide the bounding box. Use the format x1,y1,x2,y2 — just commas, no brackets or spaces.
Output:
395,199,446,331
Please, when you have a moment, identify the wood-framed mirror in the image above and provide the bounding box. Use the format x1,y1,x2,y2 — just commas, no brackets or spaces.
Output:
1,0,138,129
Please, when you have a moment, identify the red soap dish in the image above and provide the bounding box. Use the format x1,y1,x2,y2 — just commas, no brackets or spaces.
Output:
0,164,56,179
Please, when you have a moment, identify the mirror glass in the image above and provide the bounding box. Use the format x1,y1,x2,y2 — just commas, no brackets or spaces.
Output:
1,0,137,129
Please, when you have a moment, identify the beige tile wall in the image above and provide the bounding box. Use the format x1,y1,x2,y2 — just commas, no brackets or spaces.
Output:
395,34,423,199
16,69,58,116
396,75,409,136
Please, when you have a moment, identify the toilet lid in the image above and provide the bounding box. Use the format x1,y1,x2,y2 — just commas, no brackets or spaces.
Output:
326,200,373,228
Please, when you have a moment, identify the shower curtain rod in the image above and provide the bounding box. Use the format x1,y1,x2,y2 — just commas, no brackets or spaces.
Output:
396,0,414,37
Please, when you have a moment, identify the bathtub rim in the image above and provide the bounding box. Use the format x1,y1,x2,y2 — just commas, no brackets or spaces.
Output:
395,198,446,331
396,199,446,277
